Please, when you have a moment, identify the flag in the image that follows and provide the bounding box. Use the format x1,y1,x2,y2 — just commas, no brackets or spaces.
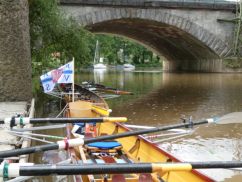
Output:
40,70,56,93
40,61,74,93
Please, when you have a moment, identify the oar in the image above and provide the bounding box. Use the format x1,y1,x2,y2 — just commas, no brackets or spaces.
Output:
1,161,242,177
0,112,240,158
83,82,133,95
0,117,127,126
91,105,111,116
11,124,67,132
95,88,133,95
7,130,65,140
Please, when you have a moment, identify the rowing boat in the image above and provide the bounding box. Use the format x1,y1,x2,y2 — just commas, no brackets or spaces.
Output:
63,84,214,182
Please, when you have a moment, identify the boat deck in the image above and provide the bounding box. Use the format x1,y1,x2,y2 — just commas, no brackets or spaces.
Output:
0,102,28,151
0,100,35,182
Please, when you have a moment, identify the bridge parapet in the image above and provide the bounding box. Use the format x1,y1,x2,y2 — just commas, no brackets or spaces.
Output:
60,0,236,10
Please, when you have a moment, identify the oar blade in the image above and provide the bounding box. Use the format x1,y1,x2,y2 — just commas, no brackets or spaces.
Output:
216,112,242,124
91,105,111,116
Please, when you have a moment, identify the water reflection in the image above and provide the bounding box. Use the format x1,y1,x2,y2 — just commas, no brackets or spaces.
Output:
37,70,242,182
78,71,242,181
93,69,107,83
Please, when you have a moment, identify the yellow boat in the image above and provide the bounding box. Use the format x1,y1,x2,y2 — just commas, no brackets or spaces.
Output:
62,84,214,182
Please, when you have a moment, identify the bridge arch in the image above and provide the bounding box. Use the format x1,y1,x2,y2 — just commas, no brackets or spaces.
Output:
70,8,231,71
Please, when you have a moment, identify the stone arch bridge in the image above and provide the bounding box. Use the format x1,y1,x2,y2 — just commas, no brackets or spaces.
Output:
60,0,236,72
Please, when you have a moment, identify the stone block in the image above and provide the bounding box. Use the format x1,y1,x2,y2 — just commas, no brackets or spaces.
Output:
114,8,122,19
140,9,146,19
175,16,183,28
120,8,126,18
91,12,98,24
136,8,142,18
104,9,112,21
129,8,138,18
220,46,230,57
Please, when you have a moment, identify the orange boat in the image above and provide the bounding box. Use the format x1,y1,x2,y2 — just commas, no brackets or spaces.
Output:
62,84,214,182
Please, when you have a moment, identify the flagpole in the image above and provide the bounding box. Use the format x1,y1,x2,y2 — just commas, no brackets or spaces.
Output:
72,57,75,102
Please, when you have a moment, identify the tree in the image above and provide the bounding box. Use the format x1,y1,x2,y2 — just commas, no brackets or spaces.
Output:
29,0,92,74
94,34,161,66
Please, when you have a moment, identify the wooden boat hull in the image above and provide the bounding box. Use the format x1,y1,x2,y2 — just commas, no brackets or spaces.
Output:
64,86,214,182
98,122,214,182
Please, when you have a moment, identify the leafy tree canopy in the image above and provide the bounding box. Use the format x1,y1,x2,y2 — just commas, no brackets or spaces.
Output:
29,0,92,73
29,0,162,75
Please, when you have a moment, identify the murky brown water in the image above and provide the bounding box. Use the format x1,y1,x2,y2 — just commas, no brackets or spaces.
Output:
38,68,242,181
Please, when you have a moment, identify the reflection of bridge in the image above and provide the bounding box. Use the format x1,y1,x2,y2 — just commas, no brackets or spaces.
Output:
60,0,236,72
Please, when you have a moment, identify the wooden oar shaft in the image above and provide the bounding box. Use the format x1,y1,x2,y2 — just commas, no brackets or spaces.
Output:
0,117,127,125
3,161,242,177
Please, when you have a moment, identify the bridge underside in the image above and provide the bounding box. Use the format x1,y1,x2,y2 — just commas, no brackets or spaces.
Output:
87,18,221,72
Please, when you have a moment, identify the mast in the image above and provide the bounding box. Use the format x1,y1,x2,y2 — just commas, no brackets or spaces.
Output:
93,40,99,65
72,57,75,102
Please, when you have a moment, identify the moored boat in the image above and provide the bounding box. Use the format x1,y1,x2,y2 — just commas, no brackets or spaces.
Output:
93,63,107,69
0,60,240,181
123,63,135,71
93,40,107,70
63,85,214,182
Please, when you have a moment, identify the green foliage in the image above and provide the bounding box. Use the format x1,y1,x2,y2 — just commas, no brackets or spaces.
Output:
29,0,92,74
94,34,162,66
223,58,242,68
29,0,162,75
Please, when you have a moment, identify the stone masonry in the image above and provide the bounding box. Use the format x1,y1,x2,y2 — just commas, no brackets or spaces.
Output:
61,1,236,72
0,0,32,101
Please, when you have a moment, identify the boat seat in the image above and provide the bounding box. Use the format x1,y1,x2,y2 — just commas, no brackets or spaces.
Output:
86,141,122,150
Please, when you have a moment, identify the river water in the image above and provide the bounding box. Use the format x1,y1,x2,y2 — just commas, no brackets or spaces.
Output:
38,68,242,182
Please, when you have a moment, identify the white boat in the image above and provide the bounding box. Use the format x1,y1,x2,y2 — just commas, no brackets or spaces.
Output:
123,63,135,71
93,63,107,69
93,41,107,70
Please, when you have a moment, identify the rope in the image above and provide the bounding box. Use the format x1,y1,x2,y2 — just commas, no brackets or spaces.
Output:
55,104,68,118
